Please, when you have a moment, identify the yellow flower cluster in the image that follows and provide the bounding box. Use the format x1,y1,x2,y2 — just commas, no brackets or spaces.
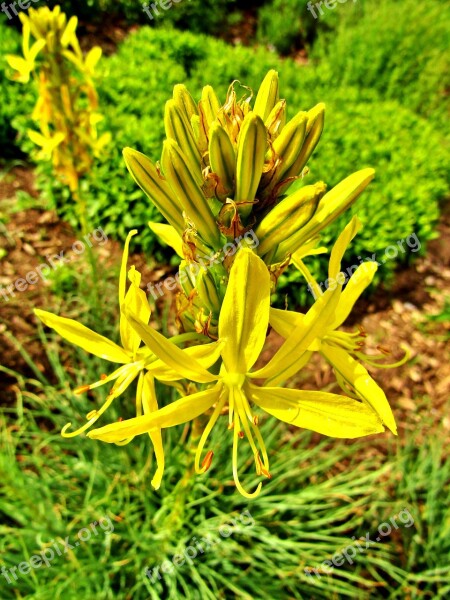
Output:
35,71,406,498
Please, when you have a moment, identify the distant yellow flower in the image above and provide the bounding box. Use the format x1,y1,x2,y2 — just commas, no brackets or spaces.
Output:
88,249,384,498
6,20,45,83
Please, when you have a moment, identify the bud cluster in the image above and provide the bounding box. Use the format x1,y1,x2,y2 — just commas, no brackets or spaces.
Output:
124,71,374,337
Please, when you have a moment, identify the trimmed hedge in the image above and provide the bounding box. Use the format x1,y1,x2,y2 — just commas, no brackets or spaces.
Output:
0,18,35,157
312,0,450,131
7,25,449,297
45,0,237,34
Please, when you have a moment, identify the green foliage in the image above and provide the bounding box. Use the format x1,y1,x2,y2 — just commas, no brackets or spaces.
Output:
312,0,450,131
1,299,448,599
256,0,342,55
8,21,449,290
0,18,35,157
45,0,236,34
275,91,448,305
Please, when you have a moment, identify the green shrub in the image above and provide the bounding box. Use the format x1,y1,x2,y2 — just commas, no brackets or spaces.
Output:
11,27,448,293
0,18,35,158
312,0,450,131
275,92,448,305
256,0,343,55
45,0,236,34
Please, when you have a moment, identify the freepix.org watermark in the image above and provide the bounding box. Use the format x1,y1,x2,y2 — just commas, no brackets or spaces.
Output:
144,509,255,584
307,232,421,299
1,0,43,20
147,229,259,300
307,0,358,20
305,507,415,580
142,0,189,21
1,515,114,584
0,226,108,302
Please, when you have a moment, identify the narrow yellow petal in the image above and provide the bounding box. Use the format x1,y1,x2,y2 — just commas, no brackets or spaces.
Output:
141,373,165,490
119,229,138,307
249,384,384,438
34,309,130,363
328,216,362,280
88,387,221,443
331,262,378,329
148,222,184,258
321,343,397,434
150,342,223,382
121,267,151,356
252,285,341,383
218,249,271,374
124,308,218,383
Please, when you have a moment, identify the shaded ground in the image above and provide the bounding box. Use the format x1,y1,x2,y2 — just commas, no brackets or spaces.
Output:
1,166,449,439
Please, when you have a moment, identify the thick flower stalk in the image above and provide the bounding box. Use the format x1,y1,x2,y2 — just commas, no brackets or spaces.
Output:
35,71,406,498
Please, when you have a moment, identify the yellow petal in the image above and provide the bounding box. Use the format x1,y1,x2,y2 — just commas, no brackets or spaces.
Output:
28,39,46,63
121,267,151,356
119,229,138,307
218,249,271,374
269,307,301,338
249,384,384,438
252,285,341,384
331,262,378,329
320,343,397,434
85,46,102,72
124,308,218,383
328,216,362,280
148,222,184,258
141,373,165,490
151,342,223,382
88,386,220,443
6,55,31,79
61,16,78,47
35,309,130,363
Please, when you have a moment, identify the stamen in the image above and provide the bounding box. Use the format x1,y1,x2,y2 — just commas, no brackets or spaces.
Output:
201,450,214,472
255,452,272,479
86,410,98,420
377,345,391,356
238,431,244,439
118,417,123,422
74,384,90,395
232,412,262,499
253,415,259,426
100,374,108,380
194,385,225,474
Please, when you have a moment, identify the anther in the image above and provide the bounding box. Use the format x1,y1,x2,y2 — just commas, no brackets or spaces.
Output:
377,345,391,355
201,450,214,472
74,384,90,395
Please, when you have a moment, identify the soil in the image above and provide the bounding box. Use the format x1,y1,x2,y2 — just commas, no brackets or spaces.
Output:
1,166,449,441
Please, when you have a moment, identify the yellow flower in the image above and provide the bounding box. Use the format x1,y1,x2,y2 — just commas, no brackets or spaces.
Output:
6,20,46,84
88,249,384,498
270,216,408,434
35,230,221,488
